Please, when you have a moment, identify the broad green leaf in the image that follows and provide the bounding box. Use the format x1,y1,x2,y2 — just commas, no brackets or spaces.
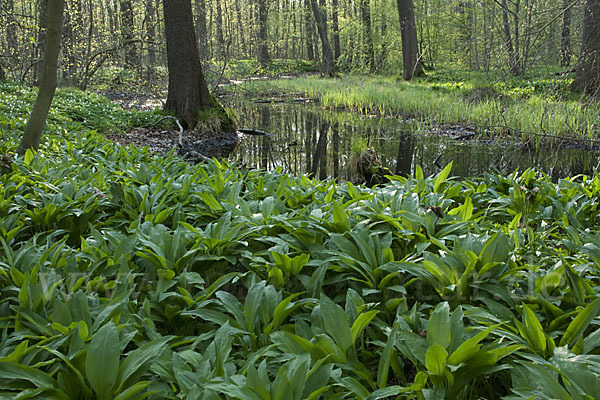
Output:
112,381,151,400
427,302,451,349
115,337,170,393
560,298,600,348
520,304,547,355
433,162,453,193
86,322,120,400
351,310,378,346
332,200,351,232
377,325,399,389
340,377,370,398
0,361,57,388
447,325,496,365
425,344,448,375
319,294,353,352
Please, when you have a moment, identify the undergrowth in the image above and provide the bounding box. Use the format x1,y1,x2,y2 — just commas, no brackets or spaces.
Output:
235,70,600,142
1,79,600,399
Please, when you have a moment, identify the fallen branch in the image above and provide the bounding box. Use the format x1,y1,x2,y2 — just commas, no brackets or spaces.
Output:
152,116,184,147
238,128,273,136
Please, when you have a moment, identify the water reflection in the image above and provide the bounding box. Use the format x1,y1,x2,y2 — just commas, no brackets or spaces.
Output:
231,101,598,180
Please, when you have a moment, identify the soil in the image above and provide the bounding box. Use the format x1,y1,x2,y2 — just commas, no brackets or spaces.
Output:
107,128,241,163
100,89,241,163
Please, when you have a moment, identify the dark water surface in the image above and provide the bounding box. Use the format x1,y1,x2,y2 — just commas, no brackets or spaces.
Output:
231,101,599,180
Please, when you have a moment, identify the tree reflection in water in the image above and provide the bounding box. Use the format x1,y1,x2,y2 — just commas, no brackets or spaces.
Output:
233,101,597,181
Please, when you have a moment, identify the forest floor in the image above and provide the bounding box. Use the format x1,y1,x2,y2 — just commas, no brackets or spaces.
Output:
99,88,242,162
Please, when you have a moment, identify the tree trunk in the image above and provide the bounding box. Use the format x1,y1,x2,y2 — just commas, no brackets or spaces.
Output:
194,0,208,64
214,0,225,58
573,0,600,94
501,0,517,74
18,0,64,155
396,0,423,80
61,0,76,85
120,0,138,68
145,0,156,80
258,0,270,67
310,0,336,77
360,0,374,72
163,0,216,129
561,0,573,67
35,0,48,84
234,0,246,57
331,0,341,62
304,0,315,61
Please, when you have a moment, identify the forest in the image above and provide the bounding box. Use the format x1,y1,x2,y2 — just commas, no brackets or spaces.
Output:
1,0,600,399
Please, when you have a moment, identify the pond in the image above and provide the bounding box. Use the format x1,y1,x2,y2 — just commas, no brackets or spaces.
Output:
230,100,599,181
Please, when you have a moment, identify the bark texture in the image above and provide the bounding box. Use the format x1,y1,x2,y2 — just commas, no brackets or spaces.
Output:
573,0,600,94
121,0,138,67
396,0,423,80
18,0,64,154
361,0,374,72
258,0,270,67
310,0,336,77
163,0,216,128
561,0,572,67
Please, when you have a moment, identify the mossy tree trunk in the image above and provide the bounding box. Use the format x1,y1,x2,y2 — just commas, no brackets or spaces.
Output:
17,0,64,155
163,0,216,129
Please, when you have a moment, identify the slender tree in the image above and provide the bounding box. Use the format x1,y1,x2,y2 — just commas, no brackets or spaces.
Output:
121,0,138,67
573,0,600,94
561,0,573,66
310,0,336,77
18,0,65,154
258,0,270,67
397,0,423,80
144,0,156,80
163,0,217,128
331,0,341,62
194,0,208,64
360,0,374,72
304,0,315,61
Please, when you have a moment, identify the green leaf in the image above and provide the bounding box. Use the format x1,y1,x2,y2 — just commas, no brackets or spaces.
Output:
332,200,351,232
425,344,448,375
427,302,451,349
199,192,223,212
115,337,170,394
24,148,34,166
319,294,353,352
520,304,547,355
86,322,120,400
447,325,497,365
377,325,399,389
480,233,511,266
433,162,453,193
0,361,57,388
560,298,600,348
340,377,370,398
112,381,151,400
351,310,378,346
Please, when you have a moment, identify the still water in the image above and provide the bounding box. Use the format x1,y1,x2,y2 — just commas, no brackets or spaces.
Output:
230,100,599,180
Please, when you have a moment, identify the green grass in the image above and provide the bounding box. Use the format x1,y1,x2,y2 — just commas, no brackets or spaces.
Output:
1,80,600,398
235,69,600,141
